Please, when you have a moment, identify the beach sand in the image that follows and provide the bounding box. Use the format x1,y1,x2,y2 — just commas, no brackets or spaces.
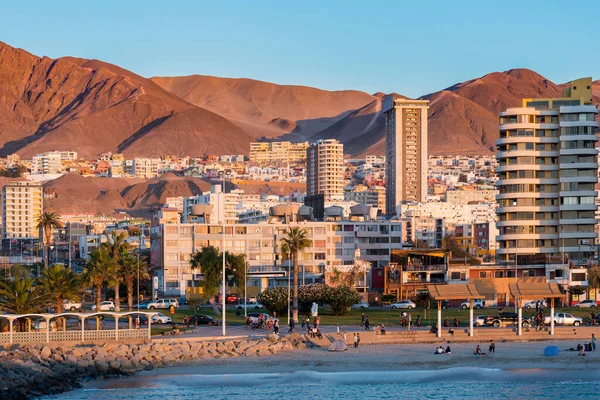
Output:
90,340,600,390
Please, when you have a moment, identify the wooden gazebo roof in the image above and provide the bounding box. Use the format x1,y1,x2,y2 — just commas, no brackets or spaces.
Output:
429,283,483,300
508,282,563,299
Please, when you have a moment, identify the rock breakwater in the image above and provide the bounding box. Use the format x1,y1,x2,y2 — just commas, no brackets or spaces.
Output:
0,332,310,399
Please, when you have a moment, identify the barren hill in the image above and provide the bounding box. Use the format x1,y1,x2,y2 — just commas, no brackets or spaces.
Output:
0,42,252,158
151,75,375,139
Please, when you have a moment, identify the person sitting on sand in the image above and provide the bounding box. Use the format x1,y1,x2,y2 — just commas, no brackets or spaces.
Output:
434,346,444,354
445,346,451,354
448,327,454,337
474,344,482,355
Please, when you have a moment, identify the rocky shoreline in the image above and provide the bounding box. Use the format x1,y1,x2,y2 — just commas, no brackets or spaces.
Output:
0,333,310,399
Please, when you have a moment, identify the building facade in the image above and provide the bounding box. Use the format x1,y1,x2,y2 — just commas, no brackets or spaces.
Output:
249,141,309,163
2,181,43,239
306,139,344,201
383,97,429,215
496,78,598,278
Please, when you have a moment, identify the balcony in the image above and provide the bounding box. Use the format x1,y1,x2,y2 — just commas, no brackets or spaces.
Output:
403,264,446,272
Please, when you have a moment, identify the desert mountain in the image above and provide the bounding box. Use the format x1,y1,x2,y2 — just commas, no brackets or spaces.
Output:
151,75,375,139
0,41,253,158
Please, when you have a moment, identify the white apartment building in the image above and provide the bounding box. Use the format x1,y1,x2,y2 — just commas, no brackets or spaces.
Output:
365,155,385,165
132,158,161,178
383,97,429,215
306,139,344,201
249,141,309,163
445,188,499,205
496,78,598,274
2,181,43,239
344,185,386,214
150,212,406,298
31,151,62,175
400,202,497,226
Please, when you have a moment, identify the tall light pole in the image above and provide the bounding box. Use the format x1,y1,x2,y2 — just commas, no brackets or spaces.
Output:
287,252,291,326
219,170,230,336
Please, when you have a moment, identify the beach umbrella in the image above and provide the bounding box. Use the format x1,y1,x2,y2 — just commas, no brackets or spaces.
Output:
544,346,559,357
328,339,349,352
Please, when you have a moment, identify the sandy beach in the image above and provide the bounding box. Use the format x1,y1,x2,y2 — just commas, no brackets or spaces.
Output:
90,339,600,390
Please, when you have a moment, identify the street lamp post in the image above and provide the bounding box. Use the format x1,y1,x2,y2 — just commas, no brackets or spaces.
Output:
287,252,291,326
219,170,230,337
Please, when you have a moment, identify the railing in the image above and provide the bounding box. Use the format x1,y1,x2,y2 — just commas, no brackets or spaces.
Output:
0,329,148,344
403,264,446,271
337,326,347,341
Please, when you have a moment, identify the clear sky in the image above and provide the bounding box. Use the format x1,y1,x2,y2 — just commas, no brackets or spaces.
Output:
1,0,597,98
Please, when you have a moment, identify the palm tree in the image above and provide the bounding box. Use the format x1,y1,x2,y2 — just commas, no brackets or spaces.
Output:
84,248,111,311
280,227,311,323
101,232,129,312
119,250,150,311
38,264,80,330
0,277,48,331
36,212,62,269
587,266,600,298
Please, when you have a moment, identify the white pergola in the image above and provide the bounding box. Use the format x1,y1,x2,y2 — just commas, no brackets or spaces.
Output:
509,282,563,336
0,311,155,344
429,283,484,338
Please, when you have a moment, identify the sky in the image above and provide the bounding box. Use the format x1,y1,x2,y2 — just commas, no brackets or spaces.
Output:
0,0,598,98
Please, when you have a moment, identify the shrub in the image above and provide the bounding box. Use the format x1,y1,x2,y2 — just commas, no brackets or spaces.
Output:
327,286,361,316
298,283,329,311
258,286,290,315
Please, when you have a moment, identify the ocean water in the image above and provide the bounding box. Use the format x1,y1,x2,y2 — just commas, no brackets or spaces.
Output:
44,367,600,400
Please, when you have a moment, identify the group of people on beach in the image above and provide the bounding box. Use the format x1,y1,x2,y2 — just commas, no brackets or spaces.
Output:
302,315,322,338
434,345,451,354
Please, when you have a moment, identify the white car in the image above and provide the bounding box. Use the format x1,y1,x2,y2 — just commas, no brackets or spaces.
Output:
351,302,369,309
91,301,115,311
460,299,485,309
151,313,172,324
390,300,416,309
473,315,489,327
237,303,265,310
147,299,179,310
63,300,82,311
524,300,547,309
543,312,582,326
574,300,597,308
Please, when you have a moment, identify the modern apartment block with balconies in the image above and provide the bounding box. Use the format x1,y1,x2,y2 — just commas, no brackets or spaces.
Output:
496,78,598,282
306,139,345,201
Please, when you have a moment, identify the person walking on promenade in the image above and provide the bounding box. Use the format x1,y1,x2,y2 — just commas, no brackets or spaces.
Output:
273,319,279,335
354,333,359,348
489,340,495,354
592,334,597,351
454,317,459,327
364,316,370,331
416,315,421,327
288,318,295,333
360,313,365,328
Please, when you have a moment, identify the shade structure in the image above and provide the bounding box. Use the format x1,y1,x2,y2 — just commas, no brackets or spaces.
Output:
328,339,349,352
429,283,483,301
508,282,564,299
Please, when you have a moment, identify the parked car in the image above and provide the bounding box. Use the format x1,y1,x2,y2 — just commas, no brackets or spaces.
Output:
573,300,597,308
188,314,220,326
91,301,115,311
389,300,416,309
473,315,492,327
134,300,152,309
460,299,485,309
524,300,547,309
487,312,531,328
543,312,582,326
351,302,369,309
151,312,172,324
227,294,239,304
147,299,179,310
237,303,264,310
63,300,82,311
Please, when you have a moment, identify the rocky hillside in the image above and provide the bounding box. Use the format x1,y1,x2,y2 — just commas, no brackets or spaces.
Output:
0,41,253,158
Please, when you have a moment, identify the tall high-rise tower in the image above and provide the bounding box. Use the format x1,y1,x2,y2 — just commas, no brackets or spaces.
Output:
496,77,598,273
306,139,344,201
383,97,429,216
2,181,43,240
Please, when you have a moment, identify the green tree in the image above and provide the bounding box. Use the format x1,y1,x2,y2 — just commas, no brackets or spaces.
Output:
298,283,329,311
0,277,48,331
38,264,81,330
84,248,111,311
36,212,62,269
101,231,130,311
587,266,600,298
327,286,361,316
280,227,311,323
190,246,223,315
119,251,150,311
258,286,290,315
